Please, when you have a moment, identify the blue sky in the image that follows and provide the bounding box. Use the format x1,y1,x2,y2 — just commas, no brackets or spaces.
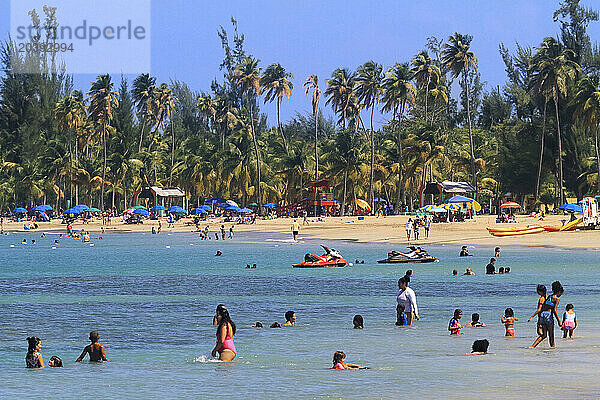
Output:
2,0,599,127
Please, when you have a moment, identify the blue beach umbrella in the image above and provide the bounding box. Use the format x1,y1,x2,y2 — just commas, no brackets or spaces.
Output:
199,205,212,211
74,204,89,210
12,207,28,214
418,205,436,212
133,208,149,215
192,208,208,214
263,203,279,209
150,205,166,211
32,205,52,212
168,206,187,214
63,208,81,214
443,195,474,204
206,197,226,204
239,208,253,213
558,203,583,213
225,205,242,212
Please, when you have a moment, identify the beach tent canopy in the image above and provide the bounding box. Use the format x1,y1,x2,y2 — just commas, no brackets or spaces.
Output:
87,207,102,213
499,202,520,208
443,195,474,204
150,205,166,211
32,205,52,212
559,203,583,213
354,199,371,212
133,208,149,215
206,197,226,204
12,207,28,213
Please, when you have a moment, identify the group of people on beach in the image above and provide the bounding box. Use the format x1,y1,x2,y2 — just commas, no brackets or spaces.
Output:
404,217,431,241
25,331,109,369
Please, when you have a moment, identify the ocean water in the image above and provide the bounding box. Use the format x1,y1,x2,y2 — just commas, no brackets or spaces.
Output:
1,230,599,399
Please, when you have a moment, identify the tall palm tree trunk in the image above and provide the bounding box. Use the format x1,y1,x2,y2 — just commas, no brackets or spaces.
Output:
395,103,405,214
74,130,79,204
277,100,288,155
595,125,600,192
314,109,319,180
342,168,348,216
101,125,107,211
249,103,262,212
368,104,375,211
169,121,175,186
535,101,547,200
138,117,146,153
424,76,430,121
465,72,476,199
554,87,564,205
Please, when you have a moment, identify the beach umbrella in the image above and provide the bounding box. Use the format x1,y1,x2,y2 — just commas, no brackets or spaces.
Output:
226,200,239,207
418,205,436,212
373,197,388,203
133,208,149,215
168,206,187,214
443,195,474,204
87,207,102,213
123,208,134,214
225,205,242,212
263,203,280,209
430,207,447,213
499,202,520,209
465,200,482,212
247,202,259,207
239,208,253,213
354,199,371,212
558,203,583,213
206,197,226,204
441,203,461,210
74,204,89,210
150,205,166,211
12,207,28,213
199,205,212,211
132,205,147,210
192,208,208,214
32,205,52,212
217,202,229,208
64,208,81,214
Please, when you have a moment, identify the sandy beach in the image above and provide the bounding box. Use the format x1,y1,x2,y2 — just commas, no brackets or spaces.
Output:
4,214,599,249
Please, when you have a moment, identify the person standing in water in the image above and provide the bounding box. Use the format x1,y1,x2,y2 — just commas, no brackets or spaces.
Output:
25,336,44,368
76,331,110,362
396,276,419,325
212,304,236,361
291,219,300,241
530,281,564,348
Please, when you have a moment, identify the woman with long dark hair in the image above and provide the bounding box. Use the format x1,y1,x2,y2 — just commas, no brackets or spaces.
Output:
396,276,420,325
25,336,44,368
211,304,237,361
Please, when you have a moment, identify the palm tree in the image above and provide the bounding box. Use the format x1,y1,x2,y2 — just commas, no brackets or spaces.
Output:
152,83,177,186
261,63,294,154
355,61,384,209
197,93,218,144
303,75,321,180
132,73,156,152
325,68,356,128
573,76,600,192
54,91,86,204
88,74,119,210
530,37,579,204
442,33,478,196
411,51,439,121
233,56,263,206
382,62,415,213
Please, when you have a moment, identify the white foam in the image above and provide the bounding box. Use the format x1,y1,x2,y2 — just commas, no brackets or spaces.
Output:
190,355,221,363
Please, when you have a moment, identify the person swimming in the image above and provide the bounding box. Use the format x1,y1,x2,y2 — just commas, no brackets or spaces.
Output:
459,246,472,256
464,267,475,275
353,314,364,329
467,339,489,355
501,308,518,337
76,331,110,362
252,322,263,328
48,355,63,367
270,322,281,328
448,309,464,335
215,250,222,256
283,311,296,326
332,351,363,369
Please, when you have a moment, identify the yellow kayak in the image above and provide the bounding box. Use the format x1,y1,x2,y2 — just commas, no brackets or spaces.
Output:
489,227,545,236
559,217,583,231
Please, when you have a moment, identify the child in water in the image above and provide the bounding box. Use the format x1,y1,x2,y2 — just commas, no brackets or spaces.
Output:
467,339,489,355
353,315,364,329
501,308,518,337
332,351,363,369
465,313,486,327
561,304,577,338
448,309,464,335
76,331,110,362
395,304,407,326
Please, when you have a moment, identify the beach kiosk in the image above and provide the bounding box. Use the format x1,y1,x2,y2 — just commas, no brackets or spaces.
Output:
580,196,599,227
132,186,187,210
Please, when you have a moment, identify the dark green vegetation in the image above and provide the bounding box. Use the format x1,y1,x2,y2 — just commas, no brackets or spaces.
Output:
1,2,600,212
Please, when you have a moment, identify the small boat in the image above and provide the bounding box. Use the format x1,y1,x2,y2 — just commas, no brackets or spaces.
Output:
293,245,348,268
488,227,545,236
486,225,542,233
377,247,437,264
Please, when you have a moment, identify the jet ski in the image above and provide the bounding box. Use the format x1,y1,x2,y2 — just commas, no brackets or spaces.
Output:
293,245,348,268
377,246,437,263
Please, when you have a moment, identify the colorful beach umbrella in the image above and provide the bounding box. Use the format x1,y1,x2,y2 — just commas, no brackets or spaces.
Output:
442,203,461,210
133,208,149,215
168,206,187,214
443,195,474,204
499,202,520,209
64,208,81,214
354,199,371,212
150,205,166,211
225,205,242,212
558,203,583,213
430,207,447,213
12,207,28,213
418,205,436,212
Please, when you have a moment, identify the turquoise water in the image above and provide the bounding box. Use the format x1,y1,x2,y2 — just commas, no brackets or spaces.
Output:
1,231,599,399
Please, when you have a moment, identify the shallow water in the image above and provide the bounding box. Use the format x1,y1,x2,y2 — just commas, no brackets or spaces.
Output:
1,231,599,399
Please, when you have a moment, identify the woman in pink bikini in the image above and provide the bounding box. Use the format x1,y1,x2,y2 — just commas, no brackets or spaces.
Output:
212,304,237,361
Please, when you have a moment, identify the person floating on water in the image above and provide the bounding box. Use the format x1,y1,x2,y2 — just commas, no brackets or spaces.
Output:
465,313,486,327
448,309,464,335
460,245,472,257
76,331,110,362
501,308,518,337
212,304,237,361
283,311,296,326
332,351,363,369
